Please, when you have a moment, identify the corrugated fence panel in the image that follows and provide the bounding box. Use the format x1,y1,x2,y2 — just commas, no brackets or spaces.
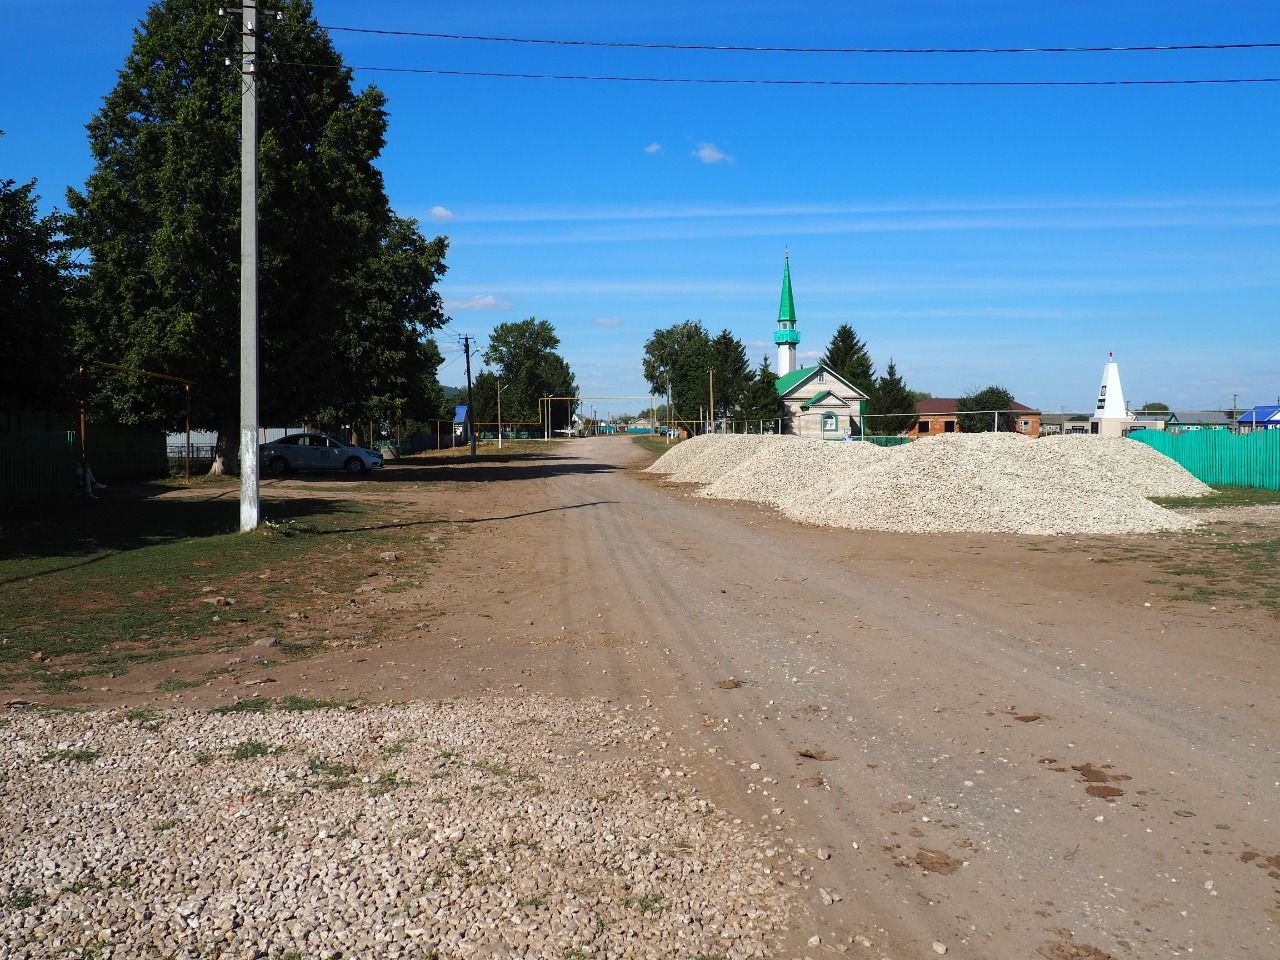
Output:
0,429,79,502
0,420,169,503
1128,430,1280,490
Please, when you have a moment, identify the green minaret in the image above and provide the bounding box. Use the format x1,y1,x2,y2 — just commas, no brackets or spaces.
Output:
773,251,799,374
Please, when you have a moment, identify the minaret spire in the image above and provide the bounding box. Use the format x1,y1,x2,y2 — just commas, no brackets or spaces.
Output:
774,250,799,374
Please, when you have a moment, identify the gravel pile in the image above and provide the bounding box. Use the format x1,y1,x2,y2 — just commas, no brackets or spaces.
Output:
1,698,792,959
785,434,1201,535
663,435,777,486
652,433,1206,535
1023,435,1212,499
699,437,885,508
643,433,718,475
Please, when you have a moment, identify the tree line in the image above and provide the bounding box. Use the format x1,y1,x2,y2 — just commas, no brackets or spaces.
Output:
1,0,454,472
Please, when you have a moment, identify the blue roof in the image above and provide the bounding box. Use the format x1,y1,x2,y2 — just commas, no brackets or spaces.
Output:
1237,405,1280,424
453,404,470,424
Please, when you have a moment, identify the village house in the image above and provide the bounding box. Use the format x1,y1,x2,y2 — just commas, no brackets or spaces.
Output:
908,398,1041,440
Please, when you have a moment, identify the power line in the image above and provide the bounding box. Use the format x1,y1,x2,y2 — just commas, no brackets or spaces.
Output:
279,61,1280,87
320,25,1280,56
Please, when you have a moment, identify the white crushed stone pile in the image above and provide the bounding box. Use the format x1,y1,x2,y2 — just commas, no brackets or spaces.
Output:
664,435,777,485
0,698,791,960
785,434,1200,535
643,433,718,474
700,436,886,508
1024,435,1212,499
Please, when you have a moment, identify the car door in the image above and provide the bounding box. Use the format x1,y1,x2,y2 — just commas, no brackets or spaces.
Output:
294,434,324,469
321,436,346,470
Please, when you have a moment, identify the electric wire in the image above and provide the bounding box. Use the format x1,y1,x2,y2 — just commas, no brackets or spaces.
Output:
278,61,1280,87
319,26,1280,56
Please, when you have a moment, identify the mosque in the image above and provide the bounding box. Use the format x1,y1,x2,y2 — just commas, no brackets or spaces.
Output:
770,254,870,438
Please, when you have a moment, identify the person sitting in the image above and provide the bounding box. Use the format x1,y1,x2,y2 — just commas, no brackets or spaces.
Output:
76,463,107,497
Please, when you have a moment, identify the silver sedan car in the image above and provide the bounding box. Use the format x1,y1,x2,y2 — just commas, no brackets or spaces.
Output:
259,434,384,476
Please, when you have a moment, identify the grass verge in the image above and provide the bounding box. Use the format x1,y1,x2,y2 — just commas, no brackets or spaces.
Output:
1152,486,1280,509
0,491,436,692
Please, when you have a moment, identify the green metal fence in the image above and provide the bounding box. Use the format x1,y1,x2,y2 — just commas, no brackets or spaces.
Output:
0,428,79,502
1128,429,1280,490
0,418,169,503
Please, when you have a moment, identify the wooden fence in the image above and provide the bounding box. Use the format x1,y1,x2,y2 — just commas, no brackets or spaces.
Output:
1128,429,1280,490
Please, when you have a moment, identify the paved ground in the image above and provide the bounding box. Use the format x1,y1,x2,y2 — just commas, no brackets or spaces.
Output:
26,436,1280,959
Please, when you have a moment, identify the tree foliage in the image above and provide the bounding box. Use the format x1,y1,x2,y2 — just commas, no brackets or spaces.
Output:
1138,401,1169,412
957,385,1017,432
872,359,918,435
821,324,876,399
641,321,712,424
710,328,751,419
481,317,577,431
0,166,72,412
68,0,447,469
739,356,783,425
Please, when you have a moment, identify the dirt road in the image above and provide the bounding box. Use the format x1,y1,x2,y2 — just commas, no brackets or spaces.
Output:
404,436,1278,959
84,437,1280,958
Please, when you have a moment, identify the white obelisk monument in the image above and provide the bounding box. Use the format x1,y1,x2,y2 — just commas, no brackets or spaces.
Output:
1089,352,1134,437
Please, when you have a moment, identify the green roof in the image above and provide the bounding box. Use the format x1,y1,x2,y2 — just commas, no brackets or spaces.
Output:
801,389,834,409
774,364,820,396
778,256,796,323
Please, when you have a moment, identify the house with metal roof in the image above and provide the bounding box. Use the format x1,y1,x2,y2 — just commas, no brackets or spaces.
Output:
1237,405,1280,431
1165,410,1235,431
908,398,1041,439
770,254,869,439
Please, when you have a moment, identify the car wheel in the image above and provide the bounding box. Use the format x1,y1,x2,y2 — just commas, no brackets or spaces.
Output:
267,455,290,476
344,456,367,475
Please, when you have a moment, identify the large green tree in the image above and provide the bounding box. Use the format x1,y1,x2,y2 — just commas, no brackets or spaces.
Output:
0,163,72,412
481,318,577,431
68,0,447,471
821,323,876,400
739,356,782,427
957,385,1017,432
709,328,751,420
641,321,713,427
872,359,918,435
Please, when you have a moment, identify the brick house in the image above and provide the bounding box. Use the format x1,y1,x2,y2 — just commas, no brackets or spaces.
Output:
909,398,1041,440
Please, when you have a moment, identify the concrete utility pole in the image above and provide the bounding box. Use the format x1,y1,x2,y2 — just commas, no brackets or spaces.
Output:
708,369,715,434
462,334,476,461
496,378,503,450
237,0,260,531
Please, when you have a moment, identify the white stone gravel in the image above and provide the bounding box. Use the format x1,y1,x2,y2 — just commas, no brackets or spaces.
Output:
651,433,1208,535
699,437,884,509
642,433,719,476
658,435,775,486
0,698,793,959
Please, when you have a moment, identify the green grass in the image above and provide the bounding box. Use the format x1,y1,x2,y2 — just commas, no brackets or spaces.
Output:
308,755,358,788
41,748,100,764
0,493,434,690
623,892,665,914
1152,486,1280,509
632,434,678,458
1,462,486,698
229,739,277,760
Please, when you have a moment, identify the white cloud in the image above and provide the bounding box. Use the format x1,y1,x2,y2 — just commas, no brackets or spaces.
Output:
591,317,624,329
643,142,662,155
444,294,511,312
428,205,455,222
693,142,732,164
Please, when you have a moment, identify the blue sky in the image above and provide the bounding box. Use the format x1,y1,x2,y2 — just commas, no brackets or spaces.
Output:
4,1,1278,412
